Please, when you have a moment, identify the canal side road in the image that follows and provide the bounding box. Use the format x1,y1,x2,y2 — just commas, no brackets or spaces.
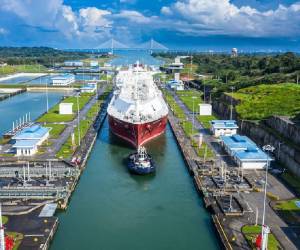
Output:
43,84,108,159
168,89,298,250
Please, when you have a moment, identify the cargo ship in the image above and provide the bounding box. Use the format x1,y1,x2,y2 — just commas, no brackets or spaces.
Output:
107,62,168,148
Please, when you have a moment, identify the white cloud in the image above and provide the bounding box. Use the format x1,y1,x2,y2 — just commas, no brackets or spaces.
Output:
79,7,112,28
160,0,300,37
114,10,155,24
0,28,7,35
0,0,114,44
120,0,136,3
161,6,172,15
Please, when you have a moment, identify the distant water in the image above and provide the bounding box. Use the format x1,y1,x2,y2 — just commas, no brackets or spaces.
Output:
109,50,163,66
0,74,100,85
0,75,37,84
0,91,67,135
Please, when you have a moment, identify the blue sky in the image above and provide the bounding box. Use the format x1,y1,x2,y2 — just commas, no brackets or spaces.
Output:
0,0,299,51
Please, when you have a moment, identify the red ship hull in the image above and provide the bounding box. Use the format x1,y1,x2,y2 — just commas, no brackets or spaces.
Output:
108,115,168,148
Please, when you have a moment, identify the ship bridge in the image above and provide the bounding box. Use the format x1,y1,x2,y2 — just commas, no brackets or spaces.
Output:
107,66,168,124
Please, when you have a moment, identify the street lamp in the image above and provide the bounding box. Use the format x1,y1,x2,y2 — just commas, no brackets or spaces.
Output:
230,86,235,120
261,144,275,250
76,94,81,146
192,96,197,136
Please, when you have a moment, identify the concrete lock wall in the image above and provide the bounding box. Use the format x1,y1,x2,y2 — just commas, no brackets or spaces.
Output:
265,116,300,146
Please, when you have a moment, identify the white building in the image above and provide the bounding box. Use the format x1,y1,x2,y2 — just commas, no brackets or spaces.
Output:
166,57,184,73
167,80,184,91
220,134,273,169
64,61,84,67
51,74,75,86
80,82,97,93
90,61,99,67
199,104,212,116
12,125,50,156
59,103,73,115
210,120,238,137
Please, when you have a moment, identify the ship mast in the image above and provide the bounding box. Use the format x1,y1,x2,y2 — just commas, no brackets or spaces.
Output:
135,63,139,121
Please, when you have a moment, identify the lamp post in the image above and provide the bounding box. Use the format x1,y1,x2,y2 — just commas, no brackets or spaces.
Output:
261,144,275,250
192,96,196,136
76,94,81,146
230,86,235,120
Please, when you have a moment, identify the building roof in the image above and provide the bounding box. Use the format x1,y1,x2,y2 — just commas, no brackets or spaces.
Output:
81,83,97,90
52,74,74,80
211,120,239,129
234,148,270,162
12,125,50,140
13,139,39,148
221,134,273,162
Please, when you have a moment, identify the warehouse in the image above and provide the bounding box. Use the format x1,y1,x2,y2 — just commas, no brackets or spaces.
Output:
210,120,238,137
12,125,50,156
51,74,75,86
220,134,272,169
64,60,83,67
80,82,97,93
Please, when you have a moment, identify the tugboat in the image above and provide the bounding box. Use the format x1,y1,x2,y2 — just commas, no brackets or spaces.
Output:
127,146,155,175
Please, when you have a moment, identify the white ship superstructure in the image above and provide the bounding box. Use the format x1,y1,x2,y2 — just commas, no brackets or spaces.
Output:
108,62,168,147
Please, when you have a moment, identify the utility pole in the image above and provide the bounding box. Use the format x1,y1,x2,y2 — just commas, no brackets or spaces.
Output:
261,145,275,250
192,96,196,136
76,94,81,146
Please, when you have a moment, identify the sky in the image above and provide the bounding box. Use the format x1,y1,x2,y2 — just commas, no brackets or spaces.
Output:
0,0,300,51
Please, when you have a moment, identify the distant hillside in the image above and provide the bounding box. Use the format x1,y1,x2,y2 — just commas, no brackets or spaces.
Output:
0,47,97,66
154,52,300,94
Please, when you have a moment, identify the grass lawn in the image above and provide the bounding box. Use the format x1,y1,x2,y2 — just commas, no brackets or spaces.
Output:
191,139,215,159
2,216,8,224
163,91,185,119
176,89,202,112
0,64,47,76
274,199,300,211
163,90,215,159
37,94,93,123
242,225,281,250
44,124,67,139
56,100,103,159
228,83,300,120
197,114,218,129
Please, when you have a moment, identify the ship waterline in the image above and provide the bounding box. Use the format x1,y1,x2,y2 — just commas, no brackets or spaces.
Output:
108,114,168,147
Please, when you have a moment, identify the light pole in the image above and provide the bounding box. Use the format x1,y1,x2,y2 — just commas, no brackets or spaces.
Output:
230,86,235,120
192,96,196,136
76,94,81,146
261,144,275,250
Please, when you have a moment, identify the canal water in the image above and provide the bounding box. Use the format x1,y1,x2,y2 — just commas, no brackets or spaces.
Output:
0,74,101,85
0,91,66,136
50,119,220,250
110,50,163,66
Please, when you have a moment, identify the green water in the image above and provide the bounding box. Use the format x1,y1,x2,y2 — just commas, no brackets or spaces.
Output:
50,119,220,250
